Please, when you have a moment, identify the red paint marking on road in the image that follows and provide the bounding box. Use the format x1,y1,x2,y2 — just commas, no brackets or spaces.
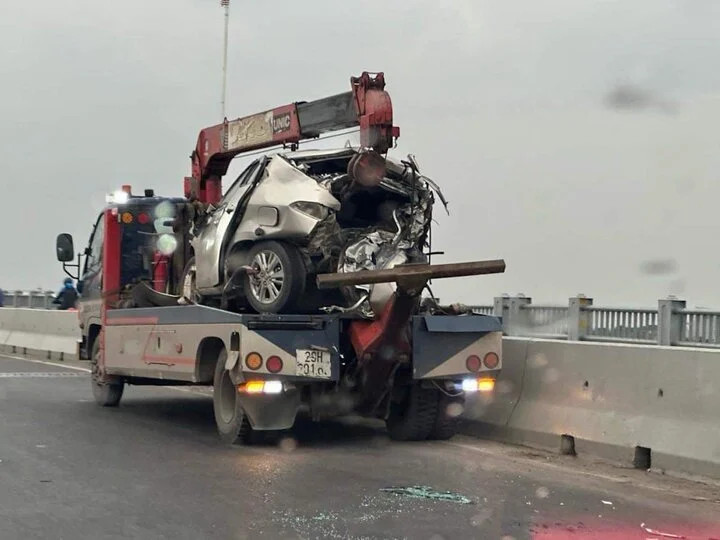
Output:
532,521,720,540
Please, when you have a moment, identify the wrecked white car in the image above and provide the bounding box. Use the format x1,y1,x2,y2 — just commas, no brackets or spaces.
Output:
182,147,446,314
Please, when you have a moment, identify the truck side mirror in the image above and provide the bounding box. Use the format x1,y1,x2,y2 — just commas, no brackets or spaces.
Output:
56,233,75,262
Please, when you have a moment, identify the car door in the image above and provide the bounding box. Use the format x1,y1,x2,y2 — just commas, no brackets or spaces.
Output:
194,160,263,289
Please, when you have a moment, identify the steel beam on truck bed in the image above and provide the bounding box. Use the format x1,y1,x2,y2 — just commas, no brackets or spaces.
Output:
316,260,506,290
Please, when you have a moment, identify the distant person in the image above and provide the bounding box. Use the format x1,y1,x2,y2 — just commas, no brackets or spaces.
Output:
53,278,78,310
0,288,4,307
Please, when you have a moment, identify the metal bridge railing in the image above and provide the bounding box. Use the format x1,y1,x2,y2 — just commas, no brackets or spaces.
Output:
477,296,720,349
471,306,495,316
520,304,568,339
585,307,658,344
1,290,56,309
676,309,720,348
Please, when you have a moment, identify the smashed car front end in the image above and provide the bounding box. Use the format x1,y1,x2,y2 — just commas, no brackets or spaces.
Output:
296,149,441,317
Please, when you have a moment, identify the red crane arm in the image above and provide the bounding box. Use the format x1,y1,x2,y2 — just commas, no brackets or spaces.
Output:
184,72,399,204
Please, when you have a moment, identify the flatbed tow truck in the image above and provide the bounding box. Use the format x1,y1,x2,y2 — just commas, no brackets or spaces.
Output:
55,72,505,443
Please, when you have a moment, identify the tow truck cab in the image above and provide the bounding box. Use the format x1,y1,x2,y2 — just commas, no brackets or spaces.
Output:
56,187,189,359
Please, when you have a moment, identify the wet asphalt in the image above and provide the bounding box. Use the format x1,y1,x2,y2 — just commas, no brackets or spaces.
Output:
1,352,719,540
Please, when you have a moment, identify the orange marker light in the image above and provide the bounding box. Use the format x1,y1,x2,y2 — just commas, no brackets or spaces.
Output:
477,378,495,392
121,212,133,224
239,381,265,394
245,352,262,370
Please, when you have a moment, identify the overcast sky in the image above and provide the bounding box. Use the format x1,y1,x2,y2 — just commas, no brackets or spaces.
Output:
1,0,718,307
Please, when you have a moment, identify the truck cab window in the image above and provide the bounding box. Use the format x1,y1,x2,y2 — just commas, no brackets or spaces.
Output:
85,214,104,274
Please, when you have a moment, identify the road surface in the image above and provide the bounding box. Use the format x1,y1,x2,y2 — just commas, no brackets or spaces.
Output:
1,352,718,540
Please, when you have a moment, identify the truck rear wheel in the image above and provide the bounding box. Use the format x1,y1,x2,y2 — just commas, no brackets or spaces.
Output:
212,350,252,445
90,338,124,407
386,384,439,441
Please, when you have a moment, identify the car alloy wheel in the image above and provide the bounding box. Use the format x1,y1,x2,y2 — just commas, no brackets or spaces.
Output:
249,250,285,304
182,262,197,299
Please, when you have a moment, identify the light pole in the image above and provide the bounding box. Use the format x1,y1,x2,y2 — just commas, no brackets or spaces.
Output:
220,0,230,120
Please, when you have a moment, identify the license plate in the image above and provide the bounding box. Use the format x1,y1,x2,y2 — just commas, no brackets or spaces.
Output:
295,349,331,379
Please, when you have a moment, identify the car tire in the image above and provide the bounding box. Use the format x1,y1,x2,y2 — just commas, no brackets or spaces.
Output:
385,384,439,441
178,256,200,304
90,337,124,407
212,349,253,445
243,241,306,314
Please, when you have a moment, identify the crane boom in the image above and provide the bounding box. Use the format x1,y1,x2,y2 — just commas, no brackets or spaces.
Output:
185,72,399,204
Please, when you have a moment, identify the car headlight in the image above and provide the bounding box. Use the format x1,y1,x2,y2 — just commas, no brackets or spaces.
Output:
290,201,331,221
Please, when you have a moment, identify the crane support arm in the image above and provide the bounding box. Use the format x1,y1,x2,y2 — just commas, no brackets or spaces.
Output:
185,72,399,204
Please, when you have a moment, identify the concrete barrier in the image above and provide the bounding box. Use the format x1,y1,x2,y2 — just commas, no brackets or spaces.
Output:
0,308,80,358
464,337,720,479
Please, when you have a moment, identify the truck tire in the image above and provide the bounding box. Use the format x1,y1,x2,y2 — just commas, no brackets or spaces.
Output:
90,338,124,407
243,241,306,314
386,384,439,441
428,394,464,440
212,350,252,445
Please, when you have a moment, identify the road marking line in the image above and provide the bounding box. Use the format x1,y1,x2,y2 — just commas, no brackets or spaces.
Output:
0,353,211,395
0,353,90,372
0,372,86,378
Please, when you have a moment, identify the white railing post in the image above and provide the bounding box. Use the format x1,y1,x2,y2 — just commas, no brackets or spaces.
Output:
568,295,593,341
658,297,686,346
493,296,510,333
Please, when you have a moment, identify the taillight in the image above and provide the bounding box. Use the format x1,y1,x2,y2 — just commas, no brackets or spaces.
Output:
266,355,283,373
466,355,481,372
237,380,283,395
121,212,133,224
477,378,495,392
137,212,150,225
245,352,262,370
461,377,496,393
483,352,500,369
239,381,265,394
290,201,331,221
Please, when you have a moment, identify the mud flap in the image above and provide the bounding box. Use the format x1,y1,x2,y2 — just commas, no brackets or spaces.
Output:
225,350,239,371
237,387,302,430
411,315,503,379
